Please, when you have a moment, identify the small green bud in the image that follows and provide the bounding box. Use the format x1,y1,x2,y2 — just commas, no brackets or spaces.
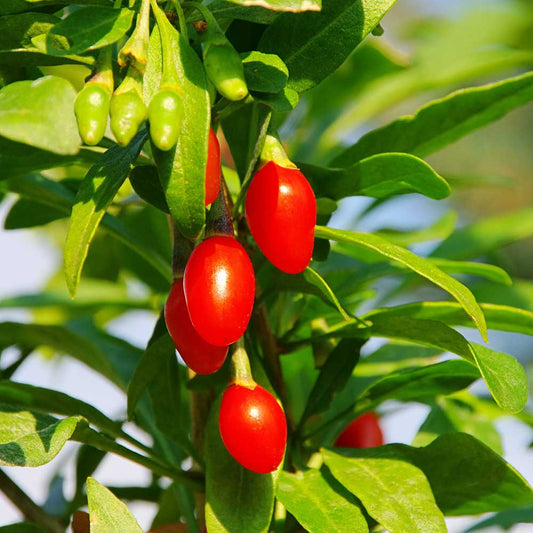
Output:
148,89,183,151
109,90,147,146
74,84,111,146
204,43,248,102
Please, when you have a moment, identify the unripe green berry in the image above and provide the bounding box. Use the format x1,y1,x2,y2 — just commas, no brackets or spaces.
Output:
109,90,147,146
74,84,111,146
204,43,248,102
148,89,183,151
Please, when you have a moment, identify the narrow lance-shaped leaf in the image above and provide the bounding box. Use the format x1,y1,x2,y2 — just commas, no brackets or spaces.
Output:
363,315,527,414
8,174,171,284
0,76,81,155
300,339,364,426
431,207,533,261
64,131,147,297
225,0,321,12
259,0,397,93
86,477,143,533
0,381,123,440
365,301,533,337
0,407,79,467
314,225,488,341
300,153,450,200
325,433,533,517
332,71,533,166
277,469,368,533
323,448,447,533
46,7,134,56
144,24,209,239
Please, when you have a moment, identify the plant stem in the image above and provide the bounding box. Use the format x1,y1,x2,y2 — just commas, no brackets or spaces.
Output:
0,469,65,533
73,424,204,491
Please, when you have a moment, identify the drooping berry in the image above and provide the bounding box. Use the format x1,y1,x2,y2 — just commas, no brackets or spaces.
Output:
219,383,286,473
334,412,384,448
245,161,316,274
183,235,255,346
165,278,228,374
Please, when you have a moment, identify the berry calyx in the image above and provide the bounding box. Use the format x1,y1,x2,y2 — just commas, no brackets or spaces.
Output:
205,127,221,206
219,383,287,474
165,278,228,374
245,160,316,274
334,412,384,448
183,235,255,346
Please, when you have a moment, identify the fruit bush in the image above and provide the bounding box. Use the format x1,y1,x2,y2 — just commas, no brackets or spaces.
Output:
1,0,533,532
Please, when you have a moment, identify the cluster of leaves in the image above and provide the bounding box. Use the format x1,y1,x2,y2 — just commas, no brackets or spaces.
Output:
0,0,533,532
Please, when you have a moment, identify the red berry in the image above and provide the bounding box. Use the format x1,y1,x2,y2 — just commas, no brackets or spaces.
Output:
219,383,287,473
334,412,384,448
205,127,221,206
245,161,316,274
165,278,228,374
183,235,255,346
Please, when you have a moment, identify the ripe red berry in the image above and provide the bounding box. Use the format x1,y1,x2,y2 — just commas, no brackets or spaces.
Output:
183,235,255,346
165,278,228,374
334,412,384,448
205,127,221,206
219,383,287,473
245,161,316,274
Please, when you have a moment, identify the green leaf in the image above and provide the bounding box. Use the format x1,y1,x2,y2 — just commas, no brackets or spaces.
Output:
363,315,527,413
315,225,488,341
0,406,78,467
356,359,480,409
205,396,276,533
225,0,320,11
332,71,533,166
374,211,457,247
46,7,134,55
6,174,171,284
301,153,450,200
0,322,121,387
204,1,279,24
0,76,81,154
259,0,397,93
1,1,110,15
242,51,288,93
277,469,368,533
300,339,363,425
4,198,66,229
430,259,511,286
413,398,502,454
0,138,94,178
259,265,350,319
365,301,533,337
64,131,147,297
466,506,533,532
222,102,272,183
323,448,447,533
355,342,441,376
431,207,533,260
0,381,123,438
86,477,143,533
129,165,169,213
0,12,58,50
144,24,209,239
325,433,533,516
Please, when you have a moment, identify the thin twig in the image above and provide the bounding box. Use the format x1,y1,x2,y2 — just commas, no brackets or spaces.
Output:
0,469,65,533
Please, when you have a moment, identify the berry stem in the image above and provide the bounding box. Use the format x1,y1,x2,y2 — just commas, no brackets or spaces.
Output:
259,133,296,170
205,176,234,238
229,339,255,387
169,218,194,279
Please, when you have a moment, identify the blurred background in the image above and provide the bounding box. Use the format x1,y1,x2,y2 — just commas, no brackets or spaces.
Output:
1,0,533,531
